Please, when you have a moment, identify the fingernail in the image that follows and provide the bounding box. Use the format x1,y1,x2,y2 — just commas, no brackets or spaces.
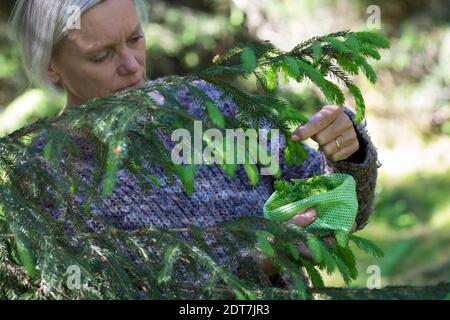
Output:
291,134,299,141
303,208,316,220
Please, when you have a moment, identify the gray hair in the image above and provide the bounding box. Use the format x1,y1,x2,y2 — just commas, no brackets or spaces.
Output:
8,0,149,94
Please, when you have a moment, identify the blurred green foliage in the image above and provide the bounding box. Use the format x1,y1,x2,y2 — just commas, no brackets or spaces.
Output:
375,170,450,228
144,0,251,77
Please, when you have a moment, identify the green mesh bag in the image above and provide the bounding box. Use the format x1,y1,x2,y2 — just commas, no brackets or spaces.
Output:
263,173,358,233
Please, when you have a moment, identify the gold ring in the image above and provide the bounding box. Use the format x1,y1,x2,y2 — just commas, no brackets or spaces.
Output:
335,138,341,150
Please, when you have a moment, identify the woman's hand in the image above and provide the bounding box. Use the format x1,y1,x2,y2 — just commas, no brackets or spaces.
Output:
255,105,360,276
291,105,359,161
255,208,358,276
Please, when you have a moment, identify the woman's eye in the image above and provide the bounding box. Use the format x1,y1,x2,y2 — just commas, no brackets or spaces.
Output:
92,52,110,63
129,35,143,44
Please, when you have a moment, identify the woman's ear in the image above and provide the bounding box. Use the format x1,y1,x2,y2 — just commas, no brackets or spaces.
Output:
48,59,61,85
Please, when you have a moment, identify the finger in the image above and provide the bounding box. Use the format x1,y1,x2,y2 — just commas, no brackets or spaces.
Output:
298,241,314,262
291,105,341,141
323,236,336,247
312,112,353,146
287,208,317,228
320,129,357,156
330,140,360,161
254,254,279,276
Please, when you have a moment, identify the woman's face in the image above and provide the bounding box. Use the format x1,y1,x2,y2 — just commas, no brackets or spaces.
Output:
48,0,147,107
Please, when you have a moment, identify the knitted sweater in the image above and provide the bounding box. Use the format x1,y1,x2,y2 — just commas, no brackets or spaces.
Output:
29,79,380,290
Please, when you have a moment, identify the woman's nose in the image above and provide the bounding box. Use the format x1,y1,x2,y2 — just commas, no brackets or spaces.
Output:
117,48,141,75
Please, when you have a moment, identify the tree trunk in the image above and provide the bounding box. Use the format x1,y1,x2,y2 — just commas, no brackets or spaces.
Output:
0,0,15,20
310,283,450,300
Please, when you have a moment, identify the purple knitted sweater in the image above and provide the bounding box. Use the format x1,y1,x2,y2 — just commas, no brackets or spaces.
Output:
30,79,380,289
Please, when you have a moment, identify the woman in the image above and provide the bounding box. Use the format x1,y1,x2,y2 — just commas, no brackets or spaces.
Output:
9,0,380,289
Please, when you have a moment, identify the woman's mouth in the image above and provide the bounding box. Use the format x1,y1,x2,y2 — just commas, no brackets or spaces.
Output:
117,79,143,92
